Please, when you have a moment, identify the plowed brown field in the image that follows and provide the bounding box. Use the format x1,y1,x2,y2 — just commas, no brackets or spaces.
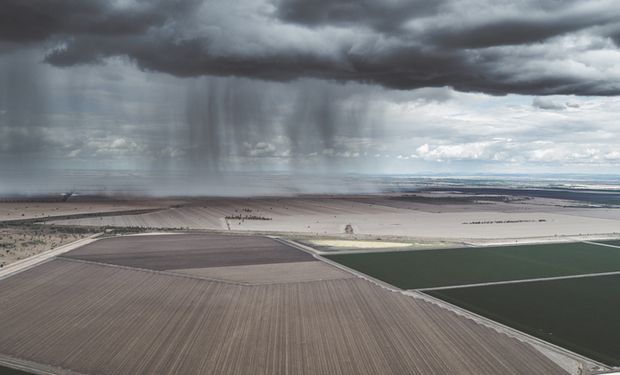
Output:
62,234,315,270
0,257,566,375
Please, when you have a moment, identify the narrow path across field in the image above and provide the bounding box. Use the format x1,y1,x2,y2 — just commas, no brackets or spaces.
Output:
415,269,620,291
579,240,620,249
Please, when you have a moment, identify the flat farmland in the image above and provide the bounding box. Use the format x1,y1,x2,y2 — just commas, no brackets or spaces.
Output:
62,234,315,270
50,198,398,230
426,274,620,366
326,242,620,289
0,201,163,222
171,261,353,284
49,196,620,240
51,206,225,229
0,258,566,375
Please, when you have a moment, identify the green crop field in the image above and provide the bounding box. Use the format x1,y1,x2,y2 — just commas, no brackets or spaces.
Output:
325,242,620,289
426,274,620,366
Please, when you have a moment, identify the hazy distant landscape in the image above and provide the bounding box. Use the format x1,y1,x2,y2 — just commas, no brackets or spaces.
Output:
1,180,620,373
2,170,620,196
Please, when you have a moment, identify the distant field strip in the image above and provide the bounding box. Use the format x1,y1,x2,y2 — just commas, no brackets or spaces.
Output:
326,242,620,289
0,259,565,375
426,274,620,367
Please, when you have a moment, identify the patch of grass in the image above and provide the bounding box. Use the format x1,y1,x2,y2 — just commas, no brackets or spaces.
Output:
19,240,46,246
426,274,620,366
326,242,620,289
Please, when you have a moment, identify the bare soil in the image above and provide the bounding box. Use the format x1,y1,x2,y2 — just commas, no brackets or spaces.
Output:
171,261,353,284
49,195,620,241
0,258,566,375
62,233,316,270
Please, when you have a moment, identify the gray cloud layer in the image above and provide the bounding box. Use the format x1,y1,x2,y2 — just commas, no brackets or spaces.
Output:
2,0,620,95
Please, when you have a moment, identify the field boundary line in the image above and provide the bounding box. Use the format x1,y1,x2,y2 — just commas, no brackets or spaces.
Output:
0,233,102,281
415,270,620,291
579,240,620,249
57,256,356,287
56,257,249,286
271,237,323,256
275,238,404,292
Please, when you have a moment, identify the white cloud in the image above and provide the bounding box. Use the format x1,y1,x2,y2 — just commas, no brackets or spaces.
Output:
416,140,510,162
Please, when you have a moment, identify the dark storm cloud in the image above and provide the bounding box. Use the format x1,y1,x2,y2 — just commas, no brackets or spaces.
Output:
0,1,191,43
276,0,444,33
421,1,620,49
610,27,620,46
275,0,613,48
2,0,620,95
428,14,612,49
45,36,346,81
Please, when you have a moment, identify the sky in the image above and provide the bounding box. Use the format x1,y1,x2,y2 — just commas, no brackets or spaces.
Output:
1,0,620,185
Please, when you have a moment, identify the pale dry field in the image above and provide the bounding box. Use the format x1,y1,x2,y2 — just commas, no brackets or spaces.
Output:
51,196,620,240
171,261,353,284
0,258,567,375
50,197,399,229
